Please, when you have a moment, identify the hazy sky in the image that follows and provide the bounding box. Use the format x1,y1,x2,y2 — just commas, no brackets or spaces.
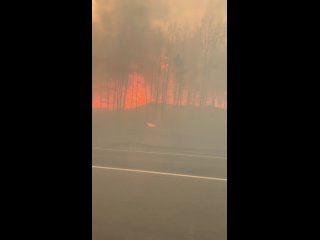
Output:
93,0,226,55
93,0,226,25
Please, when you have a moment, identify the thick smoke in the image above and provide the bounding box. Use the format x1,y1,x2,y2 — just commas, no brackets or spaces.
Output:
93,0,227,110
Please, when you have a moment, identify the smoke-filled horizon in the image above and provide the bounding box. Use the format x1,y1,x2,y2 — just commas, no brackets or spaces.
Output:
93,0,227,110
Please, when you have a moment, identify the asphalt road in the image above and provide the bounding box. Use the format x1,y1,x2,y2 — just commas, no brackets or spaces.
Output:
93,146,227,240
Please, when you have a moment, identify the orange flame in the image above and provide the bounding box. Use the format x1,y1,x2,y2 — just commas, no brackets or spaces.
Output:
93,73,227,111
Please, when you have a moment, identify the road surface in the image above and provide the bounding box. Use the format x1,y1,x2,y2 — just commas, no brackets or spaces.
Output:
93,146,227,240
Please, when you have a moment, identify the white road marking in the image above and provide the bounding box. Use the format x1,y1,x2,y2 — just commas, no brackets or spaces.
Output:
92,165,227,181
92,147,227,160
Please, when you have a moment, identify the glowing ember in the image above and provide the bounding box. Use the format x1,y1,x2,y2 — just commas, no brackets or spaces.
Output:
147,122,157,128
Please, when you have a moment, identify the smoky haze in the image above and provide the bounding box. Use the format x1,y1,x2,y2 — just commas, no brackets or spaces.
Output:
93,2,227,239
93,0,226,110
92,0,227,151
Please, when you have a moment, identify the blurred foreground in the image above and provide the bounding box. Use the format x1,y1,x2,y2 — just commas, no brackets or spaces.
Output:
93,105,227,153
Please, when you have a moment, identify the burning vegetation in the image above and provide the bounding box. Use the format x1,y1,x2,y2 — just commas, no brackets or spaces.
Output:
93,0,227,111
